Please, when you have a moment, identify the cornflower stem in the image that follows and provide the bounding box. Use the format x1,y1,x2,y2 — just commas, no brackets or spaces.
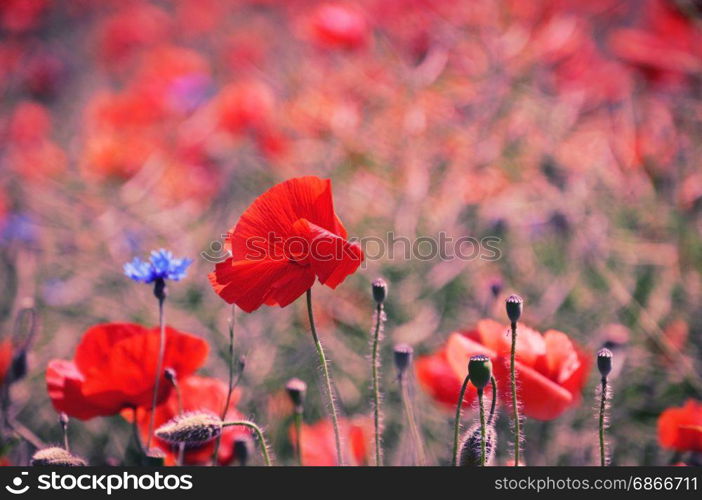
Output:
399,372,426,465
306,288,343,466
451,373,471,466
371,302,384,466
146,283,166,452
212,304,236,466
222,421,271,466
294,409,303,466
599,376,608,467
478,387,486,466
510,320,521,466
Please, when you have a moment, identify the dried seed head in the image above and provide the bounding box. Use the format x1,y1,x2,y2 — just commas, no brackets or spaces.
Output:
393,343,413,374
468,354,493,390
505,294,523,322
285,378,307,410
234,435,253,466
458,425,496,467
372,278,387,304
155,411,223,445
597,348,613,378
31,447,86,466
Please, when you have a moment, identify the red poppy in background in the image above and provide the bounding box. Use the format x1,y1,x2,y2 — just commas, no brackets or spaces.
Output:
290,417,371,466
126,376,249,465
416,319,590,420
0,340,12,387
658,400,702,452
46,323,208,420
209,176,363,313
305,3,369,51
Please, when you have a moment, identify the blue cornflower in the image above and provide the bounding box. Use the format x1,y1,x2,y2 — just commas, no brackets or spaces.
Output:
124,249,193,284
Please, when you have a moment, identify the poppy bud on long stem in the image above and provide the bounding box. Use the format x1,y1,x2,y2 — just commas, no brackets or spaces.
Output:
506,294,523,466
286,378,307,465
370,278,387,466
394,344,425,465
597,348,613,466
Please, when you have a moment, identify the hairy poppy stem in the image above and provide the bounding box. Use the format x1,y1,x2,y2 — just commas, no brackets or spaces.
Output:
222,421,272,466
478,387,486,466
599,376,607,466
451,373,470,466
212,304,236,466
399,370,425,465
146,280,167,452
510,320,521,466
488,375,497,425
294,410,303,466
306,288,344,466
371,301,384,466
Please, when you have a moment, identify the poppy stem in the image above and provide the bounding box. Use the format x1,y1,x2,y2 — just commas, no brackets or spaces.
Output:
294,409,303,466
488,375,497,426
399,369,426,465
599,376,608,466
59,413,70,452
452,373,470,466
146,284,166,453
165,371,185,466
371,301,384,466
212,304,236,466
305,288,344,466
222,421,272,466
478,387,486,466
510,320,521,466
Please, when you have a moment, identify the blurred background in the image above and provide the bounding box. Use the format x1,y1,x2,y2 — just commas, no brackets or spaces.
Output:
1,0,701,466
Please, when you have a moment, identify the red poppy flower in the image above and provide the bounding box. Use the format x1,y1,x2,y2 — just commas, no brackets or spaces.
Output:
0,340,12,387
290,417,371,466
46,323,208,420
658,400,702,452
209,176,364,313
126,376,249,465
416,319,590,420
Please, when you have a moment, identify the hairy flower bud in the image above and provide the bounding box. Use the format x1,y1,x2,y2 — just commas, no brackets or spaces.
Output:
285,378,307,411
597,348,613,378
505,294,523,322
31,447,87,466
393,343,413,375
458,425,496,467
372,278,387,304
468,354,493,390
155,411,223,445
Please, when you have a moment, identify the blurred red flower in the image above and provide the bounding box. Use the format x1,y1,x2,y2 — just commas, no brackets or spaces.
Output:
658,400,702,452
46,323,208,420
416,319,590,420
126,376,249,465
305,3,369,50
0,340,12,387
209,176,364,312
290,417,371,466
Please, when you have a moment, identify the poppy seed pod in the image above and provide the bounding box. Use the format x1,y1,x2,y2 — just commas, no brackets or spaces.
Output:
597,348,613,377
458,425,496,467
468,354,493,389
31,447,87,466
372,278,387,304
393,343,413,374
285,378,307,410
155,411,223,445
505,294,523,322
